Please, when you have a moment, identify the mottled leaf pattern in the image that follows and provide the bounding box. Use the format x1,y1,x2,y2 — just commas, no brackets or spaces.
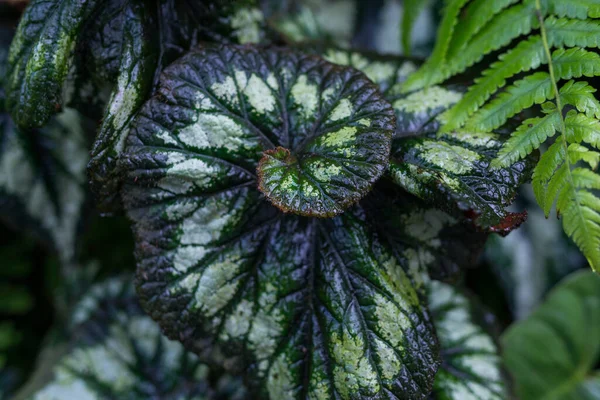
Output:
428,281,507,400
317,48,532,232
120,45,438,399
5,0,100,128
362,184,486,283
85,0,267,213
503,271,600,400
19,277,227,400
126,45,393,217
87,0,158,213
390,131,535,233
0,109,88,263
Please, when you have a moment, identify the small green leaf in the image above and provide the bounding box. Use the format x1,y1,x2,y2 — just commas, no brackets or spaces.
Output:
17,277,224,400
401,0,428,56
503,271,600,400
120,45,439,399
429,281,507,400
390,131,535,233
5,0,100,128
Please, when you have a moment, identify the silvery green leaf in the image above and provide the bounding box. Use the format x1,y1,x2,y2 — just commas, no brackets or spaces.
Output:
16,277,234,400
503,271,600,400
86,0,268,214
390,131,535,234
428,281,507,400
0,108,89,263
362,183,486,283
5,0,100,128
120,45,439,399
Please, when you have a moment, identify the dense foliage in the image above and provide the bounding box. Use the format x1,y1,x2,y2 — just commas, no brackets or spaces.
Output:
0,1,598,399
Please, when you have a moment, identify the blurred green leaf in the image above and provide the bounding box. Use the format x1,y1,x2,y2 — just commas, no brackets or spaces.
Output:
503,271,600,400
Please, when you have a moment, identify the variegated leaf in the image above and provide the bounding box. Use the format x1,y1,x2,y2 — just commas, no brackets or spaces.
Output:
5,0,100,128
428,281,507,400
390,132,535,234
16,276,245,400
85,0,268,213
0,108,89,263
120,45,438,399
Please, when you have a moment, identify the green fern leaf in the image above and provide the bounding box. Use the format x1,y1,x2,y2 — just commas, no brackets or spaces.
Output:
560,80,600,118
567,143,600,168
552,47,600,78
408,0,600,271
562,190,600,270
546,16,600,48
447,0,519,58
532,140,565,210
545,0,600,19
572,167,600,187
442,36,544,132
545,162,570,215
401,0,469,90
442,4,537,83
467,72,553,131
402,0,428,55
565,111,600,146
492,111,561,168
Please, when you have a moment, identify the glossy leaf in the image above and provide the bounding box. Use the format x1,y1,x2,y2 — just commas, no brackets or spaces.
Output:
122,45,393,217
428,281,507,400
120,45,438,399
16,277,233,400
362,183,487,283
0,108,89,263
390,131,535,233
5,0,100,128
503,271,600,400
86,0,268,214
87,0,158,213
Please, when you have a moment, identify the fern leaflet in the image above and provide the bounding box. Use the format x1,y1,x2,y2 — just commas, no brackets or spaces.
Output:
411,0,600,271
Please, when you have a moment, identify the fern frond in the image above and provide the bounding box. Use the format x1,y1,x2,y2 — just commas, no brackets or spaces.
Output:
464,49,600,132
546,16,600,48
492,111,561,168
545,0,600,19
466,72,553,131
402,3,535,91
442,36,544,131
412,0,600,270
560,81,600,118
447,0,519,58
564,111,600,146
